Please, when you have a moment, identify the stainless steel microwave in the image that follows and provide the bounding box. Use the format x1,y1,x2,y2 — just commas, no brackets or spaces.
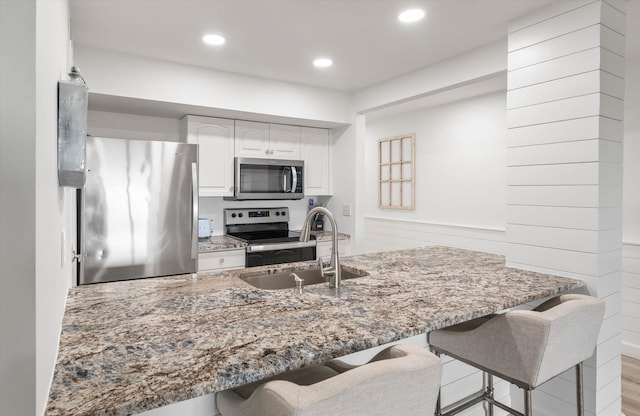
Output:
226,157,304,200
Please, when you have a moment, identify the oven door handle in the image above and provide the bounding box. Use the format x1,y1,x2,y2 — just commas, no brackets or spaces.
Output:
247,240,317,253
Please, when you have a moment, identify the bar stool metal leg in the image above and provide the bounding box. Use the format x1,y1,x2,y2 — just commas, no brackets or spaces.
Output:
485,373,494,416
524,390,532,416
576,362,584,416
432,349,442,416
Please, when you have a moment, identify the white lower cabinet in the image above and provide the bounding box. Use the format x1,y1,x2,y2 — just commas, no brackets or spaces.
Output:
316,240,351,259
198,249,245,272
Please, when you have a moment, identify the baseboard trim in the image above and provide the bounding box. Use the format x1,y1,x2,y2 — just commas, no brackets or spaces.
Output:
622,340,640,361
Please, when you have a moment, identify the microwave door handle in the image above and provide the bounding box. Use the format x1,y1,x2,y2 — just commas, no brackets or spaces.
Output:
290,166,297,193
283,166,290,192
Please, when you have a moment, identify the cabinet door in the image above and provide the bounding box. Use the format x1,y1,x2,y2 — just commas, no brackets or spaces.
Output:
198,249,245,272
270,124,301,160
182,116,235,197
301,127,331,195
235,120,270,158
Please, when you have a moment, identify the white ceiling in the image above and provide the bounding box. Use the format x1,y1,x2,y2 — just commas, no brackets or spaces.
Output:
70,0,564,92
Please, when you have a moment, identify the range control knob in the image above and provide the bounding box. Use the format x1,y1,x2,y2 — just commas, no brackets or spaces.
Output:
281,211,286,216
238,213,243,218
275,211,280,216
231,213,237,218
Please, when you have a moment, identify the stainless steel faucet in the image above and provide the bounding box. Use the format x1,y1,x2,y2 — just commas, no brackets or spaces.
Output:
300,207,341,288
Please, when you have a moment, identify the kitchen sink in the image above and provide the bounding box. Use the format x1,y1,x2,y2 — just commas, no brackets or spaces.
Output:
239,266,369,290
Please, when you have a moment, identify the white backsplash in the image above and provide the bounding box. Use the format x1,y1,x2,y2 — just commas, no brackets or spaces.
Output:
199,196,331,235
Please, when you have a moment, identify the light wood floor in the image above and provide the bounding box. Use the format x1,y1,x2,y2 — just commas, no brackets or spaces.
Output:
623,355,640,416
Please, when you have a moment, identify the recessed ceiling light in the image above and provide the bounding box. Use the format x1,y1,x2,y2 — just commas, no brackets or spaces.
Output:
202,34,226,46
313,58,333,68
398,9,426,23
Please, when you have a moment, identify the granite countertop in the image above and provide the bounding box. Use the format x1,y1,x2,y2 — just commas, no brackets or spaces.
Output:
46,246,584,416
310,230,350,241
198,235,247,253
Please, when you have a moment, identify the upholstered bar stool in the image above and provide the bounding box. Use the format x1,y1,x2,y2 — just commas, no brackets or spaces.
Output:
217,344,442,416
428,294,605,416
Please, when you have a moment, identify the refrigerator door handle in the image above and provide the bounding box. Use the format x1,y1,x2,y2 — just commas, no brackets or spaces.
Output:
191,162,198,260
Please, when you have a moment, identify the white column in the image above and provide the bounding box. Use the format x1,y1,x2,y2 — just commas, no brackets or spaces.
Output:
506,1,625,415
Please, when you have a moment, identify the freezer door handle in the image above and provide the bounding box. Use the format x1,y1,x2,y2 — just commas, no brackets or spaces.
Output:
191,162,198,260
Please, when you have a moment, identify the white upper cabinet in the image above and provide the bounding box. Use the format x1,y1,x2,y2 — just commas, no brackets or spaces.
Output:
234,120,270,158
235,120,301,160
181,116,235,197
269,124,301,159
301,127,331,195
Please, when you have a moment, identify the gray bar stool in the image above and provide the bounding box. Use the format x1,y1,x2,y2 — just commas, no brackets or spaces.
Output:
427,294,605,416
217,344,442,416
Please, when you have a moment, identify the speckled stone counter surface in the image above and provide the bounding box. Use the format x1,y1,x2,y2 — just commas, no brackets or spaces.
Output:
198,235,246,253
46,246,584,416
310,230,350,241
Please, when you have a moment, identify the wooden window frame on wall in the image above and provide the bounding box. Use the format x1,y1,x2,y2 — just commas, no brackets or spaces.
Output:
378,133,415,210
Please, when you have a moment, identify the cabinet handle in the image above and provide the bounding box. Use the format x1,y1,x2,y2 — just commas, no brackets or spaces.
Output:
219,258,225,263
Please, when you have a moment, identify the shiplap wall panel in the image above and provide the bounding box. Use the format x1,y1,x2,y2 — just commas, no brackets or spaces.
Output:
507,206,621,230
598,313,622,347
507,185,617,207
508,1,603,51
508,70,624,109
507,244,620,276
506,224,620,253
507,162,601,185
592,270,622,299
507,139,622,166
508,70,596,108
508,47,624,90
507,116,622,147
507,93,623,128
508,25,603,70
591,355,622,392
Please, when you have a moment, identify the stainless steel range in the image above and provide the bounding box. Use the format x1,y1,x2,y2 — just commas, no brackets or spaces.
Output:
224,207,316,267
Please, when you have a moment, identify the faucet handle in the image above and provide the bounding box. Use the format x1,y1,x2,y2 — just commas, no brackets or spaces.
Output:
317,257,325,277
290,273,304,295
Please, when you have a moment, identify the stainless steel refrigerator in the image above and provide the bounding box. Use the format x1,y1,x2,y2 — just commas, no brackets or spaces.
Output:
79,136,198,285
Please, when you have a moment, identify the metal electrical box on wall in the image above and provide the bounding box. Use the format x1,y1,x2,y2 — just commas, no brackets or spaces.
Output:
57,66,88,188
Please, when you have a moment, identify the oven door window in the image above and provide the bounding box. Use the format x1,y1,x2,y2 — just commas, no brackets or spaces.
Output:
246,246,316,267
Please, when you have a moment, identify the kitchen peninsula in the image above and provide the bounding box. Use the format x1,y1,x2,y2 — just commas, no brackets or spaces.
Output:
46,246,584,416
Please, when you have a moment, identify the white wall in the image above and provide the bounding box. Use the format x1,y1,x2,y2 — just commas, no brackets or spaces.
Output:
75,47,352,126
35,1,76,413
0,1,37,414
199,197,318,236
623,57,640,244
325,122,358,240
622,56,640,360
87,110,181,142
363,91,507,253
353,40,506,113
1,1,73,416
